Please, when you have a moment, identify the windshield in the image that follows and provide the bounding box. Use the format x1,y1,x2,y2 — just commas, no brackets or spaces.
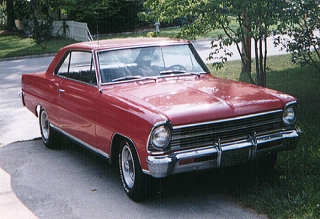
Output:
98,44,208,83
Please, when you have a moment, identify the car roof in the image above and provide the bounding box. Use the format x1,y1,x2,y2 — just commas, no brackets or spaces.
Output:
62,37,191,51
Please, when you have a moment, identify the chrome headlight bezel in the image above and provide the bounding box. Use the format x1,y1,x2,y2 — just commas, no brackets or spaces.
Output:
282,102,297,126
148,121,172,152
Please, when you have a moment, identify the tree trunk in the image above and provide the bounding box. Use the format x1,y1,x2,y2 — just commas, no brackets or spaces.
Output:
255,37,267,87
31,0,38,24
262,35,267,87
254,38,259,85
6,0,15,31
241,31,251,74
259,37,263,86
241,12,254,84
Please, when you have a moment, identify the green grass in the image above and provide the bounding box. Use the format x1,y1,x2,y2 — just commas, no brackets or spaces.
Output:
1,30,319,218
209,56,320,219
0,33,75,59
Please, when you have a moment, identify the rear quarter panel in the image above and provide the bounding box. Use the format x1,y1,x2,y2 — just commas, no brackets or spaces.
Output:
21,72,59,126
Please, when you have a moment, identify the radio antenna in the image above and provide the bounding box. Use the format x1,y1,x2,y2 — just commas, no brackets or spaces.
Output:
97,25,99,45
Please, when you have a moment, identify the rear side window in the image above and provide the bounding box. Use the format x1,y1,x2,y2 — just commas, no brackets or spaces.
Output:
56,51,97,85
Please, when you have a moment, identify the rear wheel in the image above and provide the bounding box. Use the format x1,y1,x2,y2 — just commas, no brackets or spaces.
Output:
39,108,61,149
119,140,148,202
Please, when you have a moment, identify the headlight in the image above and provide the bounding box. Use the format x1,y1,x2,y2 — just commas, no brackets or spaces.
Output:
283,106,296,125
150,126,171,150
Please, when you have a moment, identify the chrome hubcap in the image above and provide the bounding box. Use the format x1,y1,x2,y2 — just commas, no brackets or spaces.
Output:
40,111,49,140
121,145,135,188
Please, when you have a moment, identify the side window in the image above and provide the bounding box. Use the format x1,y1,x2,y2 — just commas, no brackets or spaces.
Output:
56,51,97,85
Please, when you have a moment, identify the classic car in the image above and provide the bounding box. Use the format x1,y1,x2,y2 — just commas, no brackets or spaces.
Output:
21,37,301,201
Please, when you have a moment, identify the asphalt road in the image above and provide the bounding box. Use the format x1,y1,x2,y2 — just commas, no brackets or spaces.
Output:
0,139,268,219
0,43,268,219
0,55,53,145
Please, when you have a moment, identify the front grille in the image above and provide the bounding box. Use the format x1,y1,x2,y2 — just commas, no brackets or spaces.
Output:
170,110,286,150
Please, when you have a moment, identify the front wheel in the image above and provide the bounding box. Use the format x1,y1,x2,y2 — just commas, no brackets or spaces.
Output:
119,140,148,202
39,108,61,149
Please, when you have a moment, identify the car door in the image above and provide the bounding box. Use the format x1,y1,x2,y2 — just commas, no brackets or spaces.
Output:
55,51,98,147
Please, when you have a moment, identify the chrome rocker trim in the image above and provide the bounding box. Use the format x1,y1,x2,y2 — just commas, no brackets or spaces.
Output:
51,124,110,159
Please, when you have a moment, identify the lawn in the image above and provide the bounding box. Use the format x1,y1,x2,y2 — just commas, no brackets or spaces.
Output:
0,32,75,59
1,30,319,218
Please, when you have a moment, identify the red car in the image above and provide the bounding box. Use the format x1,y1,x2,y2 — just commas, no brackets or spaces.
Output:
21,38,301,201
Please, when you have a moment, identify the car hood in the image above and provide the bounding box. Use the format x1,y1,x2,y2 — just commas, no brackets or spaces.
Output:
103,74,295,125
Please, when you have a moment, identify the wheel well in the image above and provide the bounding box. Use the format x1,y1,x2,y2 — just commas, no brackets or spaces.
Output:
110,134,139,167
35,105,42,117
110,134,123,166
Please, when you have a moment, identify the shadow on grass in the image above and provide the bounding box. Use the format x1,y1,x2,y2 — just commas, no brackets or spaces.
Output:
239,61,320,218
210,56,320,218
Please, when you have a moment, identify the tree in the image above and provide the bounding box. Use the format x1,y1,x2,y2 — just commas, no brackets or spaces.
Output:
245,0,284,87
28,0,55,48
14,0,66,48
276,0,320,72
62,0,145,34
140,0,286,87
0,1,6,30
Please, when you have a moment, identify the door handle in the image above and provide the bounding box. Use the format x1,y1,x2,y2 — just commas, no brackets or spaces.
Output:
57,88,65,95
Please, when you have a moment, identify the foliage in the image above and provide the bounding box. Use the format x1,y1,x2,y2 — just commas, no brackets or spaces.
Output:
13,0,61,48
29,0,55,48
0,1,6,30
14,0,30,20
275,0,320,72
61,0,145,34
30,13,53,48
140,0,288,87
12,0,146,37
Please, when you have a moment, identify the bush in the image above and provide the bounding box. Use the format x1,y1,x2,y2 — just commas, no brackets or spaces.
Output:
146,31,158,37
31,15,53,48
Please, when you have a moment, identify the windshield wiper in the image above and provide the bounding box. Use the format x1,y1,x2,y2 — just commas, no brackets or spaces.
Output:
112,75,142,82
159,70,204,78
159,70,187,75
112,75,158,83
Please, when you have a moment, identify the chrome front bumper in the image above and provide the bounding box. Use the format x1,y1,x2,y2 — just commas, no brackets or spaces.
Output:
145,128,301,178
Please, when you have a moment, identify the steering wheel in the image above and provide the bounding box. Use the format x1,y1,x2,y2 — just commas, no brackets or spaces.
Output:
168,64,187,71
